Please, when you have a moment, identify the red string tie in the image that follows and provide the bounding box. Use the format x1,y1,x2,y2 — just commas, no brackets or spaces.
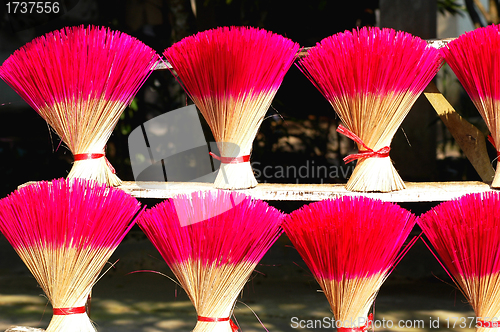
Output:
477,319,500,328
73,152,116,174
337,313,374,332
209,152,250,164
337,124,390,164
53,306,86,315
488,135,500,157
197,316,238,331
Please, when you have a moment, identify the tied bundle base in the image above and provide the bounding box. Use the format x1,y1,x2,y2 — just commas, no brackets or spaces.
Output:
193,321,233,332
68,159,121,187
212,143,256,189
214,161,257,190
346,157,405,192
46,312,94,332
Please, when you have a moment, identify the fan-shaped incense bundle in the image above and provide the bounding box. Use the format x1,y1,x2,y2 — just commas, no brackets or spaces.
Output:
297,27,442,192
163,26,300,189
441,25,500,188
419,192,500,332
283,197,417,331
138,190,284,332
0,25,159,186
0,178,141,332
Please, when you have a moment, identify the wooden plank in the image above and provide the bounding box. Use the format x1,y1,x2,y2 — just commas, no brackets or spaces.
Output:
424,81,495,183
422,39,495,184
107,181,495,202
18,181,496,202
155,61,171,70
426,37,455,48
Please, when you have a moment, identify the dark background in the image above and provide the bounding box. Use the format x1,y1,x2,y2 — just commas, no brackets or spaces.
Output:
0,1,494,331
0,0,491,199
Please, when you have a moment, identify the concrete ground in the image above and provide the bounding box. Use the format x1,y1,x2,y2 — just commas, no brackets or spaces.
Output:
0,221,477,332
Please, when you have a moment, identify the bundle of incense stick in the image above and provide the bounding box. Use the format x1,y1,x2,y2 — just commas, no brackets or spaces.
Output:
284,196,417,331
163,26,300,189
0,178,141,332
419,192,500,332
138,190,284,331
297,26,442,192
0,25,159,186
441,25,500,188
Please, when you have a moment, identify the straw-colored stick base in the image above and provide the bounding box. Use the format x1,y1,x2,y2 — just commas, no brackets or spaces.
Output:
213,162,257,190
450,272,500,332
346,157,405,192
192,321,233,332
67,159,121,187
491,163,500,189
320,274,384,329
45,313,95,332
477,327,500,332
170,260,255,332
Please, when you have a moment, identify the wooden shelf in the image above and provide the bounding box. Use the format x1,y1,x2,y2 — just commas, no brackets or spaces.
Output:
108,181,496,202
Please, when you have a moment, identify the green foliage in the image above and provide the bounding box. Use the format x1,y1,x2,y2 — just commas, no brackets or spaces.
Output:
119,98,140,135
438,0,465,16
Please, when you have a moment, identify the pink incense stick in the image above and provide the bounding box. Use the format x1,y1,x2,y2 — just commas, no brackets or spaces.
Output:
164,26,300,190
138,190,284,332
0,178,142,332
297,27,442,192
441,24,500,188
284,196,417,331
419,192,500,331
0,25,159,186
